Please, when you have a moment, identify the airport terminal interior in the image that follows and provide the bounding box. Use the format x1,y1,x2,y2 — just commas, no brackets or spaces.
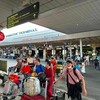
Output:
0,0,100,100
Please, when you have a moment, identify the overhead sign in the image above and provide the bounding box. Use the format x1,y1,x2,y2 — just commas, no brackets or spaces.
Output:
7,2,39,28
0,32,5,41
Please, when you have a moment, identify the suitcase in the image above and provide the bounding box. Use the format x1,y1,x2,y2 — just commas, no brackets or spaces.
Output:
21,78,49,100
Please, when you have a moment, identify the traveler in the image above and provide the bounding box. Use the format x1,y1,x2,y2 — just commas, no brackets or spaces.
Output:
73,60,81,71
20,58,31,77
34,57,45,74
94,57,99,69
44,60,54,100
54,60,87,100
13,58,22,73
50,56,57,79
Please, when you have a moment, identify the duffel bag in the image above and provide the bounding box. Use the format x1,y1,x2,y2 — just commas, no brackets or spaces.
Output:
23,77,41,96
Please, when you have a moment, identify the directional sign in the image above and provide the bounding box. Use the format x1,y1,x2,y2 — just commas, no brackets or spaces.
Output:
7,2,39,28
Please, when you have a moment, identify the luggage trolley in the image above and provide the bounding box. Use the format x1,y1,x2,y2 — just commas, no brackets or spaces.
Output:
53,85,67,100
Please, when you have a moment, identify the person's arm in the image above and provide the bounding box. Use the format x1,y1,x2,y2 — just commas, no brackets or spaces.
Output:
54,67,67,84
54,75,64,84
81,78,87,96
76,69,87,96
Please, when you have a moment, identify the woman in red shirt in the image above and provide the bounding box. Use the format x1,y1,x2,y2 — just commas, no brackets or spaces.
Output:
44,60,54,100
20,58,31,77
50,56,57,80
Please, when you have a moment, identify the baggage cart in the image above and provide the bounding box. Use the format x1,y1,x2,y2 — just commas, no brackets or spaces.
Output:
53,85,67,100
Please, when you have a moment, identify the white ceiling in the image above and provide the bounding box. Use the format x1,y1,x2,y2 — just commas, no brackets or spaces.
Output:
0,0,100,35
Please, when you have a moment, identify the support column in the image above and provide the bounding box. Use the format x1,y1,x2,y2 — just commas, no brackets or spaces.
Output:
69,43,72,58
35,48,38,57
52,49,56,56
92,47,96,56
80,39,83,58
91,44,97,56
43,49,46,60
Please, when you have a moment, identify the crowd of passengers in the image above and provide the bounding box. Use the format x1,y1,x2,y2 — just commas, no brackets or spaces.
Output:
10,53,88,100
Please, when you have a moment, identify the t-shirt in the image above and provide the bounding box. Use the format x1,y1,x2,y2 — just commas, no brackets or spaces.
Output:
35,64,45,74
21,65,31,74
44,67,54,81
62,66,84,84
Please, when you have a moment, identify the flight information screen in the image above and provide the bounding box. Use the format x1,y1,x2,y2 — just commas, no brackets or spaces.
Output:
7,2,39,28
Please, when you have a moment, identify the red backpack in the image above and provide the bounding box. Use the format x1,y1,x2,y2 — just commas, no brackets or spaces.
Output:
8,74,19,83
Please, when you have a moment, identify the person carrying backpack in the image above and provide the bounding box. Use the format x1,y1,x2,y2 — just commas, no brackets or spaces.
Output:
54,60,87,100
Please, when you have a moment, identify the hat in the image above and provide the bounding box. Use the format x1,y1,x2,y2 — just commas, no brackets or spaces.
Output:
66,60,73,64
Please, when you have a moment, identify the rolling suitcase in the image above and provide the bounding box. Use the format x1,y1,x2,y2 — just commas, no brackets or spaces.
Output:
21,78,48,100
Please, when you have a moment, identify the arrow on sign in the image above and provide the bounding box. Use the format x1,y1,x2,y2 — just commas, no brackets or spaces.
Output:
34,5,36,9
33,14,36,18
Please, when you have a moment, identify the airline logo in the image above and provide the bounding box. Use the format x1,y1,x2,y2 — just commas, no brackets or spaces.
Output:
0,32,5,41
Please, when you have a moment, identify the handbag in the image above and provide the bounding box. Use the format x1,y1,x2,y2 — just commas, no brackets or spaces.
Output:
67,69,82,93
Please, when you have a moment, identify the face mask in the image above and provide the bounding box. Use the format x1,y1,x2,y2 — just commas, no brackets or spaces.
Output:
67,66,72,69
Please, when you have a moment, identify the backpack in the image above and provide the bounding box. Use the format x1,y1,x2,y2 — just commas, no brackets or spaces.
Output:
23,77,41,96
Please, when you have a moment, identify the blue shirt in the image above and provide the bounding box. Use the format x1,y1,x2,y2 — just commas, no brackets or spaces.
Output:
74,64,81,71
35,64,45,74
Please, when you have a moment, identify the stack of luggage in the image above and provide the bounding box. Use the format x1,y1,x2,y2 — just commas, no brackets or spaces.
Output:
21,72,48,100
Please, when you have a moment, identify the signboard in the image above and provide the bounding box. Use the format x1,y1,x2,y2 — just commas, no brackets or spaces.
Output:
7,2,39,28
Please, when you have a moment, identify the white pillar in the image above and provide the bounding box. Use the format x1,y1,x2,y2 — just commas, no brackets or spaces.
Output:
52,49,56,55
43,49,46,59
92,47,96,56
80,39,83,57
62,49,66,60
69,43,72,58
35,48,38,57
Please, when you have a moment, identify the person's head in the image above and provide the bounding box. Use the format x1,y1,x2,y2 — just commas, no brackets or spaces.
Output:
34,57,40,65
50,56,55,61
66,60,73,68
16,57,20,62
46,60,51,68
73,60,78,65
